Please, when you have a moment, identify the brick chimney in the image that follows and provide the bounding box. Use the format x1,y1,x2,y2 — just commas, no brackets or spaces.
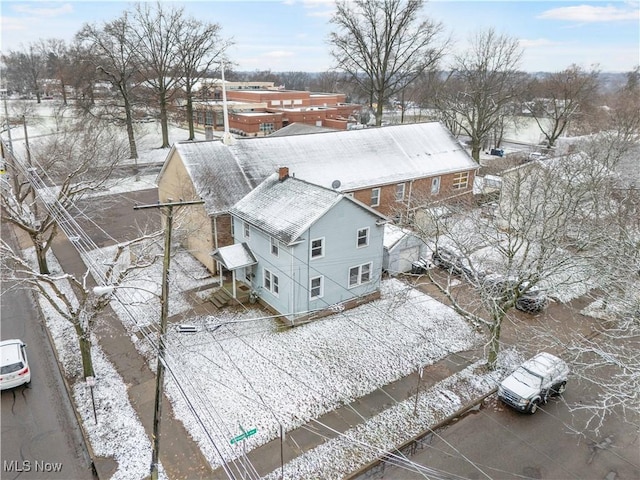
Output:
278,166,289,182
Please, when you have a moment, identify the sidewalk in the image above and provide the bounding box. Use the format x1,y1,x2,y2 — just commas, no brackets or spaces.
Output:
51,233,483,479
51,235,213,480
207,350,479,479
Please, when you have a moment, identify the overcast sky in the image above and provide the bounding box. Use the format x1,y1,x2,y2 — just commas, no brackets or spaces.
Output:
1,1,638,73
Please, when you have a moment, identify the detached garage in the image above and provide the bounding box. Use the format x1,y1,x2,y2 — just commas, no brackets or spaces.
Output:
383,224,428,275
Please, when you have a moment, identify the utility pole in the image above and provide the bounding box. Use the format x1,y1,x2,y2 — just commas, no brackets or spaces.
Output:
134,199,204,480
2,90,13,152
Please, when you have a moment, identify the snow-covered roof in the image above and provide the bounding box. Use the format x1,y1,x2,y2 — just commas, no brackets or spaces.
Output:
211,243,257,270
268,123,338,137
234,122,477,191
383,224,410,249
163,122,477,214
230,172,385,245
168,141,255,215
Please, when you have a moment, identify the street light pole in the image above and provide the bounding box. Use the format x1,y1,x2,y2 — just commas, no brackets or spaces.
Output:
133,199,204,480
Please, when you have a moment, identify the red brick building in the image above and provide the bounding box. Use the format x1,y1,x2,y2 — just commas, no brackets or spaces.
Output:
191,81,362,135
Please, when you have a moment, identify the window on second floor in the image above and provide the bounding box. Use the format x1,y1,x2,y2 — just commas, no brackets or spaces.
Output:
243,222,250,238
270,237,280,256
311,238,324,259
396,183,406,201
357,227,369,248
371,188,381,207
452,172,469,190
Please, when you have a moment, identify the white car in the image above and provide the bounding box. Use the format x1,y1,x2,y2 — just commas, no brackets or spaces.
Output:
0,339,31,390
498,352,569,414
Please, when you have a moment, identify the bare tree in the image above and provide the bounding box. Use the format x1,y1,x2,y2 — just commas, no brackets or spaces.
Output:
126,2,185,148
1,233,161,379
175,16,230,141
0,122,127,274
436,28,524,161
602,66,640,148
329,0,448,126
277,72,312,91
527,65,600,147
39,38,72,104
1,44,45,102
406,136,634,369
65,40,100,106
77,14,144,160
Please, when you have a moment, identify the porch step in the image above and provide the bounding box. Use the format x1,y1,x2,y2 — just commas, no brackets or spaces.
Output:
209,288,232,308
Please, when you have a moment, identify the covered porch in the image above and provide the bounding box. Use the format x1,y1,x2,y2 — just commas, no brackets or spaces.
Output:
210,242,257,306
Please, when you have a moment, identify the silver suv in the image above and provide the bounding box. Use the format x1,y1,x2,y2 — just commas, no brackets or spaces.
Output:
498,352,569,414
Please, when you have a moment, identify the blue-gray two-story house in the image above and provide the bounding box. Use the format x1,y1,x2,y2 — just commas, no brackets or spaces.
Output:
213,167,388,323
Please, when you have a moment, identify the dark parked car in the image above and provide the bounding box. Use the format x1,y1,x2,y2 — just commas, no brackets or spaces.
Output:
482,274,549,313
431,246,480,281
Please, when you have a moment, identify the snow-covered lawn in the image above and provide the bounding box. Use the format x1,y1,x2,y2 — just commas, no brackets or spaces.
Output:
25,231,489,479
106,250,484,471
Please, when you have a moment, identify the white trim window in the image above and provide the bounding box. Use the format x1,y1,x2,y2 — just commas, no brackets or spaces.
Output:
310,276,324,299
243,222,250,238
356,227,369,248
452,172,469,190
370,187,381,207
310,237,324,259
264,269,279,296
431,176,441,195
270,236,279,256
396,183,406,201
348,262,373,288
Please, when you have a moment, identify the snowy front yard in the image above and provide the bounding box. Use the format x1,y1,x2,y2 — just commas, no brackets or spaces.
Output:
34,239,489,478
157,278,483,470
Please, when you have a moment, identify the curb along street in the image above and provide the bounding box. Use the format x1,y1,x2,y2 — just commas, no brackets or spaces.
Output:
345,389,497,480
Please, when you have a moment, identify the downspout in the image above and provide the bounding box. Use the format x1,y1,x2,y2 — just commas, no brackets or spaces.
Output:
290,244,295,324
212,215,219,250
406,179,414,220
212,215,219,275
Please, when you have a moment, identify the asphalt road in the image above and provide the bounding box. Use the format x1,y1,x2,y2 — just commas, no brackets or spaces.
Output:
371,379,640,480
1,222,94,480
366,295,640,480
73,188,161,247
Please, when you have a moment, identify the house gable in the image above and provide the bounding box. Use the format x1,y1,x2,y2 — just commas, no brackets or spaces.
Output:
227,173,386,322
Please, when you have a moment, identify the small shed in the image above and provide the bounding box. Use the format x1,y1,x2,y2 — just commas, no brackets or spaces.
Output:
383,224,427,275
